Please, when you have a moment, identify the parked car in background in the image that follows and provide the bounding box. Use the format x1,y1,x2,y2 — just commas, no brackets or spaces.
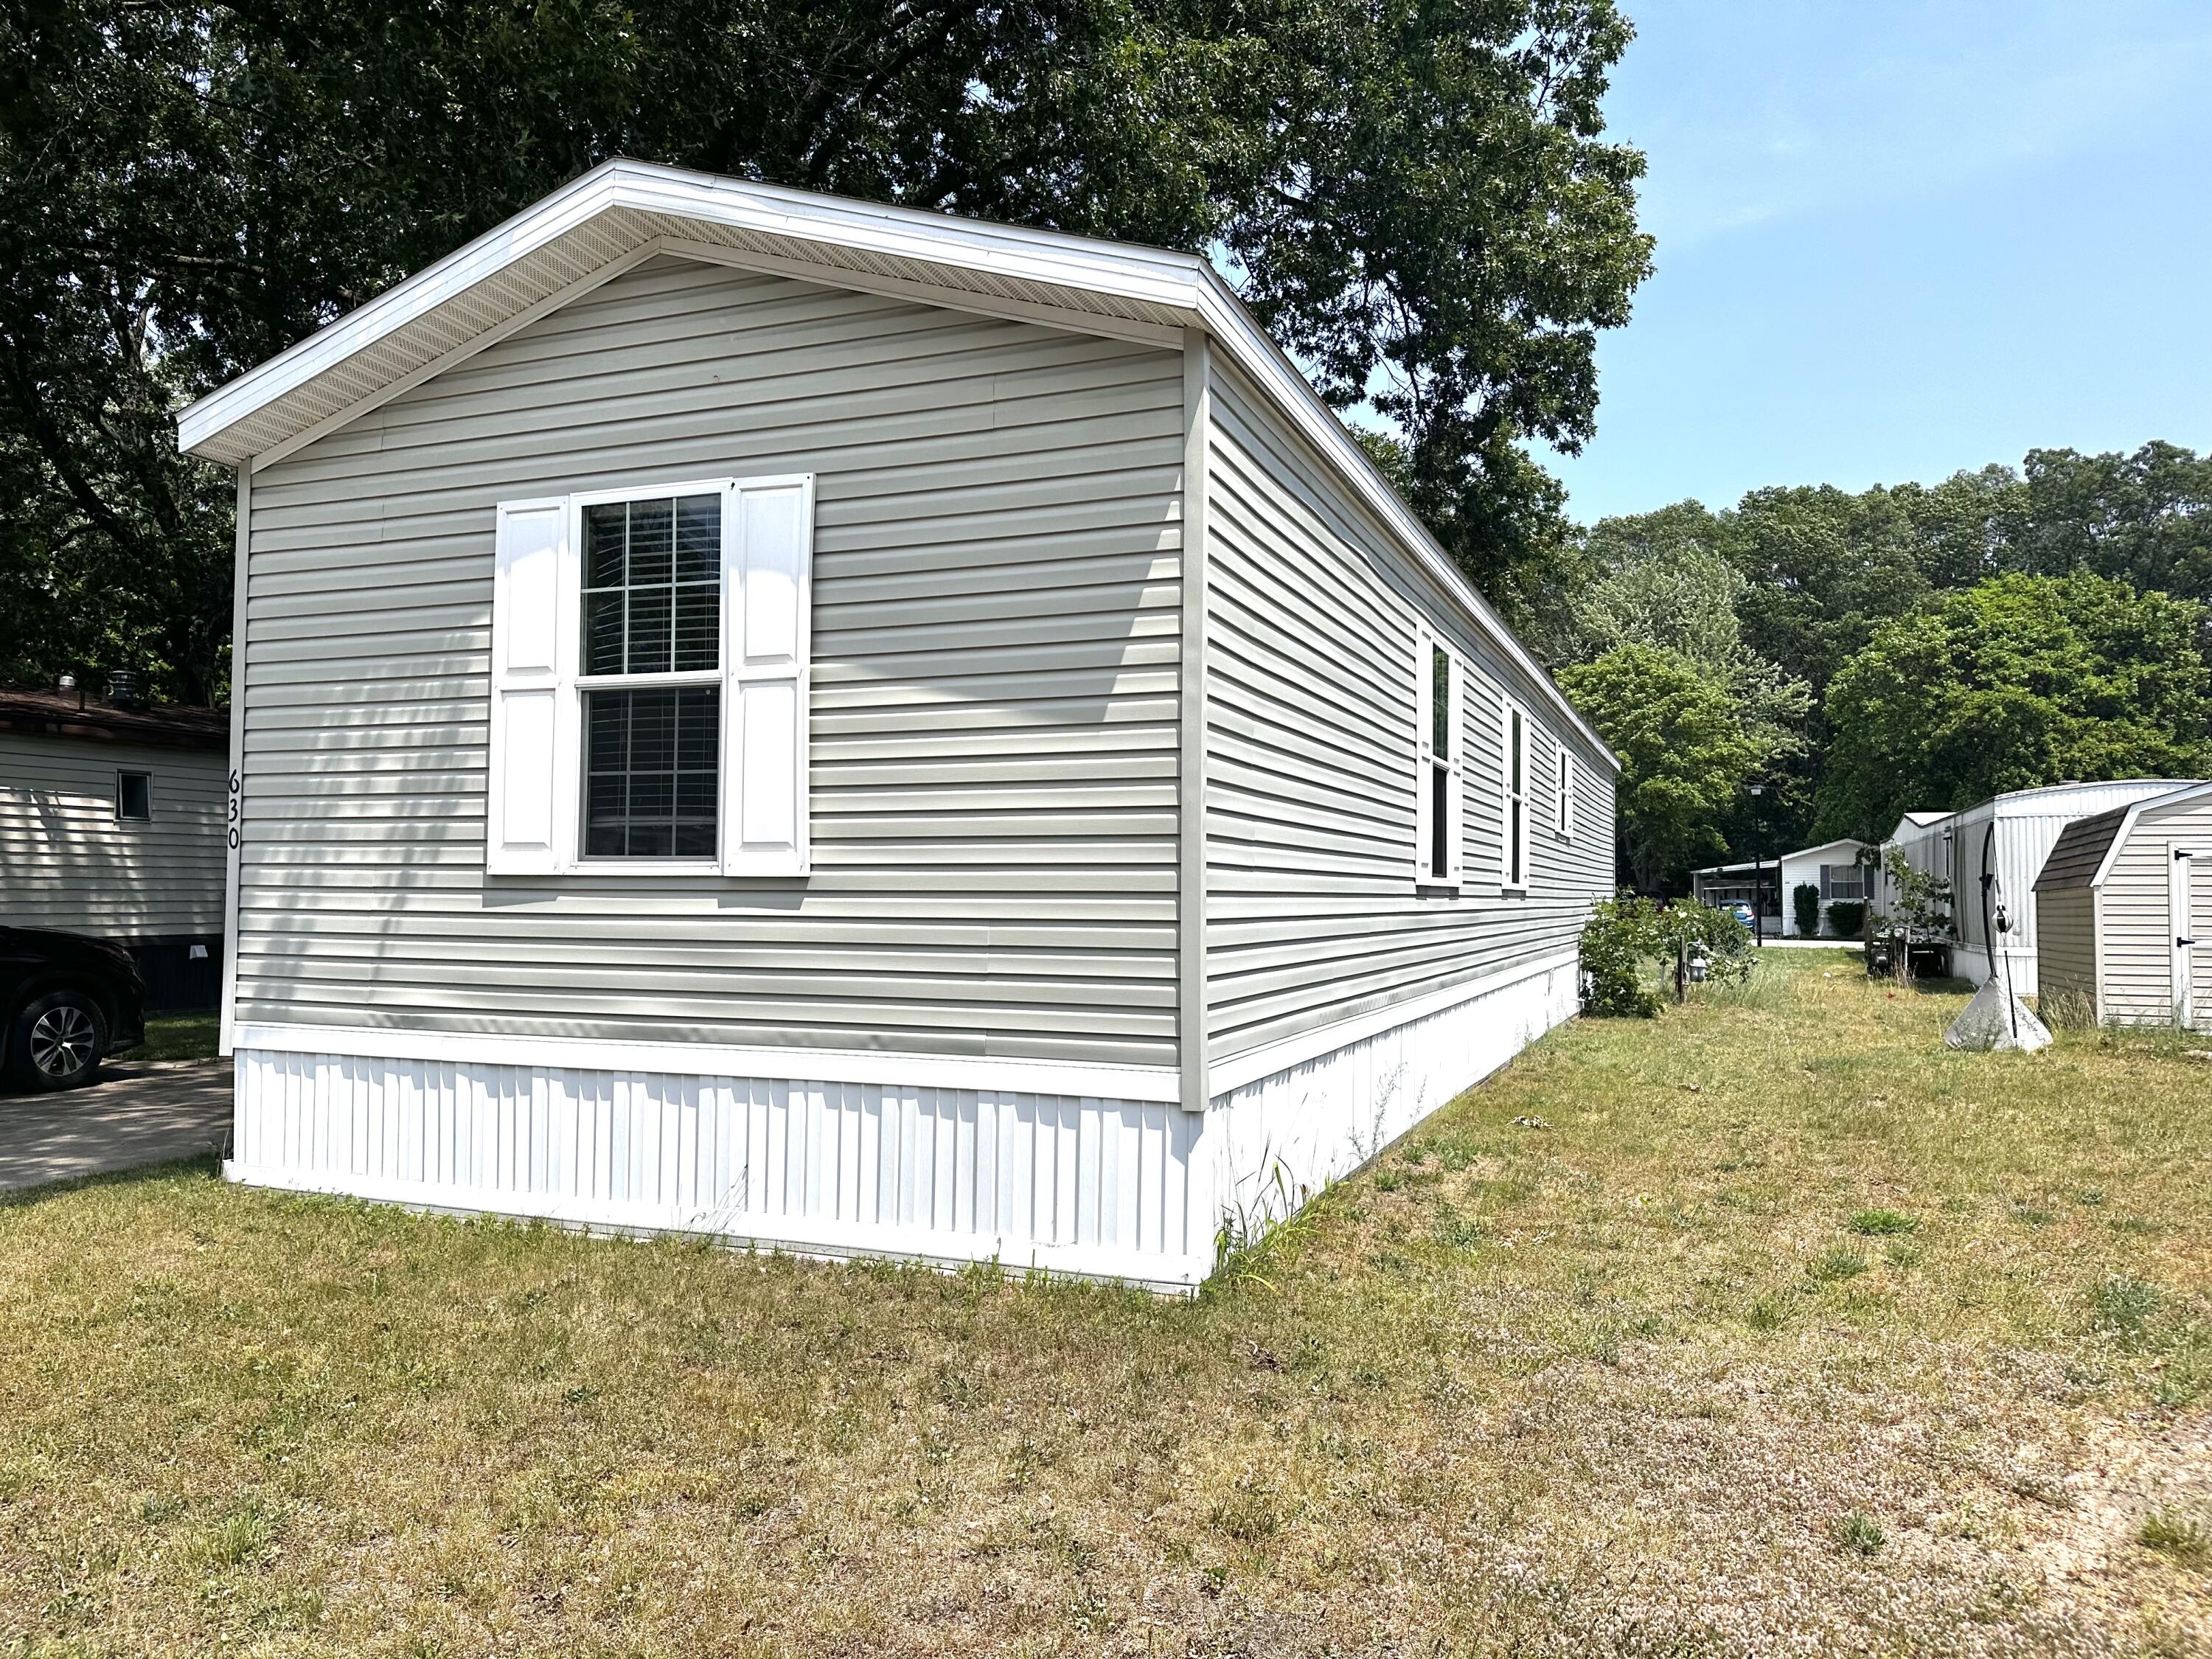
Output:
1725,901,1756,929
0,927,145,1091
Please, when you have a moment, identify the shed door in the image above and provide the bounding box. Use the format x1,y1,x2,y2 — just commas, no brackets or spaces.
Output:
2171,848,2197,1029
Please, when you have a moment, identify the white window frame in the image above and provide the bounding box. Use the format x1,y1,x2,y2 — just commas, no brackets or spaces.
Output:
487,471,814,880
115,768,153,823
1556,744,1575,840
565,476,739,877
1500,695,1528,891
1413,621,1464,891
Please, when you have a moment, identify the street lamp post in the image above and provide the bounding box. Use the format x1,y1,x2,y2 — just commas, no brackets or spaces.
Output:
1747,783,1767,945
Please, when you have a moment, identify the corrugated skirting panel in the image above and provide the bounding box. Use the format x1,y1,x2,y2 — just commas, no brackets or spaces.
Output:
1200,956,1577,1233
229,1051,1209,1291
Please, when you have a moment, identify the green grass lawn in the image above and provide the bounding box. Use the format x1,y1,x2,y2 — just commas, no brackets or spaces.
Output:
2,951,2207,1655
118,1012,220,1062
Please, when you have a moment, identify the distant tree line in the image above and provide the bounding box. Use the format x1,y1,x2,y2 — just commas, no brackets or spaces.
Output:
1549,442,2212,889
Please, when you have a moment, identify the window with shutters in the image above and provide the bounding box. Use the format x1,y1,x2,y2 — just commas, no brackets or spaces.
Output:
1501,698,1528,890
485,473,814,878
1413,623,1462,889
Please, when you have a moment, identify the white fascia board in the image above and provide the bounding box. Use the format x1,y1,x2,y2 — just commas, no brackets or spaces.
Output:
232,1020,1185,1105
178,157,1207,456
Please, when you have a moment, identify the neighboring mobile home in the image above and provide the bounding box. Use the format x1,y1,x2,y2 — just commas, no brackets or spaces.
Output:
0,686,229,1008
1691,837,1872,939
176,161,1617,1291
2035,782,2212,1029
1881,781,2197,995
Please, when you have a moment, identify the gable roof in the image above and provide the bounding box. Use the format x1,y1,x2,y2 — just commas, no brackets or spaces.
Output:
175,158,1614,766
2035,781,2212,892
1690,836,1871,877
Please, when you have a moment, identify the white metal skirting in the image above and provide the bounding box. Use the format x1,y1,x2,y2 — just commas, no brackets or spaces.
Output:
1200,955,1577,1233
225,954,1576,1290
229,1054,1209,1290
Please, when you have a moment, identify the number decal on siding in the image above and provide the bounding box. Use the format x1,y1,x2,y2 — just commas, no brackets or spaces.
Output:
228,767,243,850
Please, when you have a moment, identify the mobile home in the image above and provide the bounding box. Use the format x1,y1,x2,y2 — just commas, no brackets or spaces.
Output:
0,686,229,1007
176,161,1617,1290
1690,837,1872,939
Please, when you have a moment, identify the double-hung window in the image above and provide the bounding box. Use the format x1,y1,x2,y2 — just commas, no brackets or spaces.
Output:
1556,744,1576,839
1413,624,1463,888
1501,697,1528,890
484,473,814,877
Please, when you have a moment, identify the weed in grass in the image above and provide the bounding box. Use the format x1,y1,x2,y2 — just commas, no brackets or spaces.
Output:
195,1499,279,1569
1808,1248,1869,1285
2013,1204,2058,1228
1747,1295,1788,1332
1834,1511,1885,1556
1851,1208,1919,1237
1885,1241,1923,1269
1431,1201,1481,1251
2138,1510,2211,1568
2090,1276,2164,1346
2076,1186,2106,1206
1373,1170,1405,1192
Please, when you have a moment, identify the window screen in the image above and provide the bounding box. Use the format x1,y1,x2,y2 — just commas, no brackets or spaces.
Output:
583,687,720,858
116,771,151,822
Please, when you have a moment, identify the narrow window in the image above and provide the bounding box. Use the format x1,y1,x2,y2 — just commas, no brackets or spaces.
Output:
1428,645,1452,881
1503,703,1527,888
116,770,152,822
578,493,723,860
1556,745,1574,838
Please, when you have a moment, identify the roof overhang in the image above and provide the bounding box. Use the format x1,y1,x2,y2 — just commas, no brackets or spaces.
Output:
177,158,1615,766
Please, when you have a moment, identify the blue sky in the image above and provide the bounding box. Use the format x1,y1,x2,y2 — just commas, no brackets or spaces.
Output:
1546,1,2212,523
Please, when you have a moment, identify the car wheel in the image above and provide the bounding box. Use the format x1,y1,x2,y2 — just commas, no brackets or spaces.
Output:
7,990,108,1092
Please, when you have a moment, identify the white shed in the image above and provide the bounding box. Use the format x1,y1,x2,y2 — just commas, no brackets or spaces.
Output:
174,161,1618,1291
2035,783,2212,1028
1881,780,2199,994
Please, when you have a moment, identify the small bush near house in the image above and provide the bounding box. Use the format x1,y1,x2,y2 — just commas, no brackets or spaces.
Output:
1579,894,1753,1018
1826,900,1867,938
1792,883,1821,938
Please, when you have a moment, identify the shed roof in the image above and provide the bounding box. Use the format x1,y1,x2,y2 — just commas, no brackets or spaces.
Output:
2033,807,2129,892
0,689,228,752
175,159,1614,767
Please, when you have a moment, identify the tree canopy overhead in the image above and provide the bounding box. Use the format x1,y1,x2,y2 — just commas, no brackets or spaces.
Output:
0,0,1654,700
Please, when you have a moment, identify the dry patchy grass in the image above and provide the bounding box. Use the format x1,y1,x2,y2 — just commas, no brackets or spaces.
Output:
2,950,2208,1655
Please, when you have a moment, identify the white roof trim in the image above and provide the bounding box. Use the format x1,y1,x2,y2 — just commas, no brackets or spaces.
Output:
2087,781,2212,890
1691,836,1871,877
178,158,1613,763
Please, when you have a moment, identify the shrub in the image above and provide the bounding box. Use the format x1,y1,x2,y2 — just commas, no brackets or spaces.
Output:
1579,894,1755,1017
1579,894,1661,1018
1826,900,1866,938
1792,883,1821,938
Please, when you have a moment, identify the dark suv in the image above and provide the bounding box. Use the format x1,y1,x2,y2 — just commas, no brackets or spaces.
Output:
0,928,146,1092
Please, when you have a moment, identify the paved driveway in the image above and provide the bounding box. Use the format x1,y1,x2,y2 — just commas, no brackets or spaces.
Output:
0,1060,232,1192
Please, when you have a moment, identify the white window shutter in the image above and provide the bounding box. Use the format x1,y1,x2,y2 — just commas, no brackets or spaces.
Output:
1413,622,1433,880
487,498,568,874
724,477,814,874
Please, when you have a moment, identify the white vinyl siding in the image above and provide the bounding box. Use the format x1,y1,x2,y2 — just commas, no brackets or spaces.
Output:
0,734,227,939
1200,358,1613,1068
238,256,1184,1067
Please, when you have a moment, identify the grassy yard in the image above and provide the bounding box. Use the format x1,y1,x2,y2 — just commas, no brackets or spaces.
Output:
2,951,2207,1656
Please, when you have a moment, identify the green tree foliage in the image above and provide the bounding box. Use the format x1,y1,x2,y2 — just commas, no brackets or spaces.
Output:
1817,572,2212,839
0,0,1652,700
1557,642,1768,889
